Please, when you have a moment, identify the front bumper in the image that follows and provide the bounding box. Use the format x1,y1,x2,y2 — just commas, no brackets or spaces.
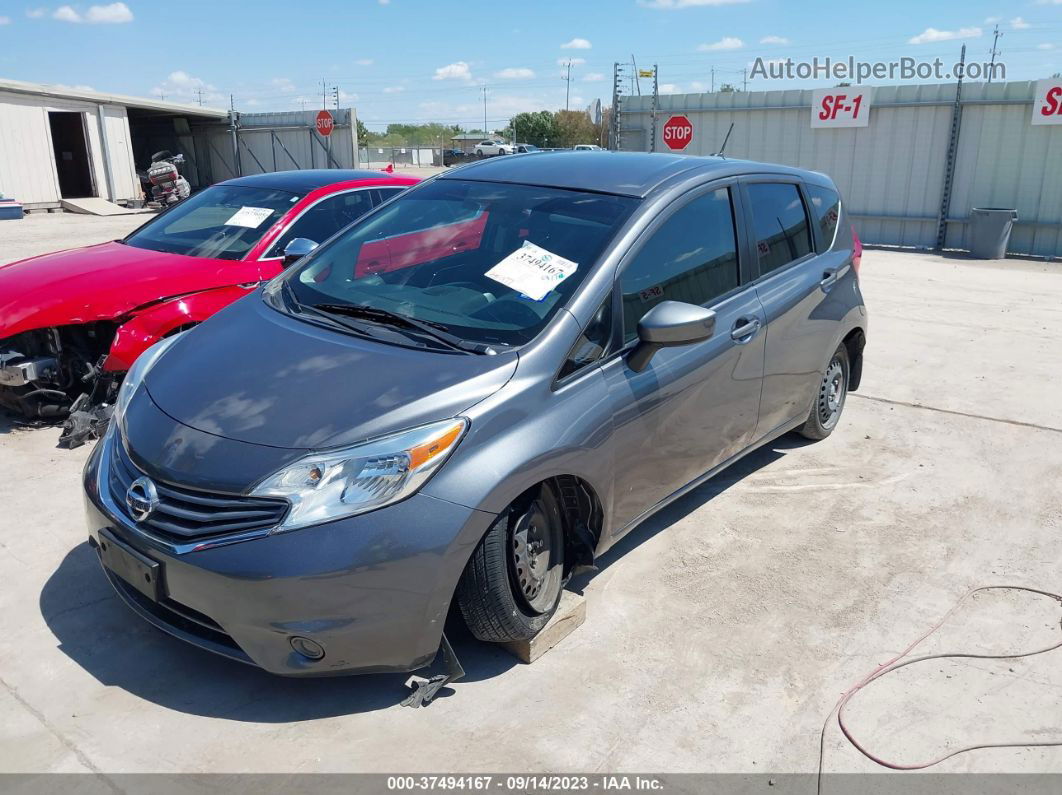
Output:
83,434,495,676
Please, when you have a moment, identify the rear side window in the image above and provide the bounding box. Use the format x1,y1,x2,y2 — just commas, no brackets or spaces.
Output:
747,182,813,275
805,184,841,249
620,188,740,343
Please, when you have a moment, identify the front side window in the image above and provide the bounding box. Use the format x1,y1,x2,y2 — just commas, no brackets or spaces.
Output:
124,185,301,260
746,182,813,275
805,184,841,250
620,188,740,343
265,190,375,258
281,179,637,348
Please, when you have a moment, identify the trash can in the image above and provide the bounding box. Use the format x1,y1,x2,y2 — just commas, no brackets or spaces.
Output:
968,207,1017,259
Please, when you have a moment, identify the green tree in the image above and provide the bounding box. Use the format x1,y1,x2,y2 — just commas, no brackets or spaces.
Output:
355,118,371,144
553,110,597,148
509,111,556,147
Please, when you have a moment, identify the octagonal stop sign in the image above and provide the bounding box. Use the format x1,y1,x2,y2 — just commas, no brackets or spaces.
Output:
315,109,335,137
662,114,693,151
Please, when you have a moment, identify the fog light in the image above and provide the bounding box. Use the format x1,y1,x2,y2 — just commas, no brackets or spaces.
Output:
289,636,325,660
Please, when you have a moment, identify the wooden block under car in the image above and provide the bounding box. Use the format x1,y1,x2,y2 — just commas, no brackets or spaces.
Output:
502,590,586,664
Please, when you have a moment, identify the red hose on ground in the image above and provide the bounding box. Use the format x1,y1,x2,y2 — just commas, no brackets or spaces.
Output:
817,585,1062,792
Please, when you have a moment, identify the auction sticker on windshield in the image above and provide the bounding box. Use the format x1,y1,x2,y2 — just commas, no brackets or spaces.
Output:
485,241,577,301
225,206,275,228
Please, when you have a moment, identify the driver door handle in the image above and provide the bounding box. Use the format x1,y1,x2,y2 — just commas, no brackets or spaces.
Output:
820,268,838,291
730,317,761,342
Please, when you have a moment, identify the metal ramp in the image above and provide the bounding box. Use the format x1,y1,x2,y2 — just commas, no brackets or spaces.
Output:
60,198,150,216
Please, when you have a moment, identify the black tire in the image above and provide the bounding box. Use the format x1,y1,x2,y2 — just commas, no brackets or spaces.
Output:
798,343,850,441
475,149,484,158
455,483,565,642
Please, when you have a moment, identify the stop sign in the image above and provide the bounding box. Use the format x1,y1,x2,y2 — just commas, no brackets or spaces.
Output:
662,115,693,151
315,109,335,137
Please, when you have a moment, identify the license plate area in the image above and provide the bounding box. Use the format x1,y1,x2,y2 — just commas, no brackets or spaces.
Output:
99,528,161,602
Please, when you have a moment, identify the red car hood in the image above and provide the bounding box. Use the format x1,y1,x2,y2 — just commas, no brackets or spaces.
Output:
0,241,259,339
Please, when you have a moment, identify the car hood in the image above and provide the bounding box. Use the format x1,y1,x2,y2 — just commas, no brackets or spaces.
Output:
0,241,254,339
145,294,519,450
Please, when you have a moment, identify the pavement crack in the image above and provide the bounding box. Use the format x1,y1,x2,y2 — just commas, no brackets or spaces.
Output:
0,673,123,792
851,394,1062,435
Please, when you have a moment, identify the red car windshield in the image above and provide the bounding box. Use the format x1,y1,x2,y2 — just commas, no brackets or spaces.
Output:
123,185,301,260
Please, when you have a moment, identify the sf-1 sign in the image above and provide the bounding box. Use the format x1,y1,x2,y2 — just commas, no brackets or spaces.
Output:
662,115,694,151
1032,78,1062,126
811,87,872,128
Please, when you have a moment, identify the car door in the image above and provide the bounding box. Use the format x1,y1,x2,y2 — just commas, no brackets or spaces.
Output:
256,188,378,277
739,178,839,438
601,183,767,531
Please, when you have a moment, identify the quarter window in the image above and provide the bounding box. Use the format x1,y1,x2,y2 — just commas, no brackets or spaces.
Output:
266,190,375,258
559,295,613,380
747,182,813,274
805,184,841,249
620,188,740,343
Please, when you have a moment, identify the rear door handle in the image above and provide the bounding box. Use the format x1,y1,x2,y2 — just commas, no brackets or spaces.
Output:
820,269,838,291
730,317,761,342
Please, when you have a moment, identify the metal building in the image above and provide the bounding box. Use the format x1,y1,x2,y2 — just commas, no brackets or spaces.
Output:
617,80,1062,257
0,78,226,210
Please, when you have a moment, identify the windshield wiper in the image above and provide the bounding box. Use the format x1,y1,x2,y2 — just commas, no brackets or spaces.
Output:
312,303,496,355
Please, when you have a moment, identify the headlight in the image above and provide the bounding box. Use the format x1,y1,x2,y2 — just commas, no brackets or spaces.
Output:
251,418,468,532
111,333,183,429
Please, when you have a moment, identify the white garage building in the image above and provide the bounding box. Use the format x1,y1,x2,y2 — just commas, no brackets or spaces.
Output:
0,78,227,211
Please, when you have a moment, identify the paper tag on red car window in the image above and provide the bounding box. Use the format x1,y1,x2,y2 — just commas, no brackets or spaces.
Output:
485,241,577,301
225,206,274,228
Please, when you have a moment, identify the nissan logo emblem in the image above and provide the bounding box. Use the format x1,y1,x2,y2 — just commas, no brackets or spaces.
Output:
125,476,160,523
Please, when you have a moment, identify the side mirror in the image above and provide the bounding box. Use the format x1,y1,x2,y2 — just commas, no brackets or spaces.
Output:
282,237,318,268
628,300,716,373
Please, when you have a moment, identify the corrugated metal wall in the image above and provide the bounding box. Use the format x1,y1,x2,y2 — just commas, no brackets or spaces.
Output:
190,109,360,183
618,81,1062,257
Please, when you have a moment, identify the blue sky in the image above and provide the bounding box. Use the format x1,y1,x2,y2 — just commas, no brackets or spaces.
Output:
0,0,1059,130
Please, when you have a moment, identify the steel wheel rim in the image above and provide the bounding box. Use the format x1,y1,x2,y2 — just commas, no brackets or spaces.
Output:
818,356,846,428
509,500,558,614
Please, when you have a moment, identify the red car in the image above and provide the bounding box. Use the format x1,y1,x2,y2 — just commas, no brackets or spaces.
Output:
0,169,417,443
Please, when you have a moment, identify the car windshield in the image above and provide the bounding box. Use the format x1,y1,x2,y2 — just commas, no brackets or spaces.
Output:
123,185,302,260
279,179,637,347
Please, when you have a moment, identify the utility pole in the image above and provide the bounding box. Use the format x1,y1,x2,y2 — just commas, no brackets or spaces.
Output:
631,53,642,96
711,67,715,93
610,61,623,150
563,59,573,111
481,86,488,135
742,68,748,92
650,65,659,153
321,78,327,110
332,85,340,111
988,24,1003,84
195,87,203,106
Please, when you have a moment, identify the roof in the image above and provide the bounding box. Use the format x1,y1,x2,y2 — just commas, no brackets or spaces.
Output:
0,77,227,119
440,151,733,198
222,169,406,193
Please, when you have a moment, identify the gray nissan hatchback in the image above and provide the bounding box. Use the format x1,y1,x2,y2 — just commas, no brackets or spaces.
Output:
83,152,867,691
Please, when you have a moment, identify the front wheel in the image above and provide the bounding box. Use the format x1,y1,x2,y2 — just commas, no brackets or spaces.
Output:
798,344,849,440
455,484,565,642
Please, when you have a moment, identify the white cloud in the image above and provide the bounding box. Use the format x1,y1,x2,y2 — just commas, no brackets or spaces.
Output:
689,80,708,91
1010,16,1030,29
51,2,133,23
26,8,47,18
86,2,132,22
561,37,591,49
1038,42,1054,49
495,67,535,79
759,35,789,45
271,77,296,93
639,0,749,8
658,83,682,93
582,72,605,82
557,57,586,66
0,15,10,24
984,16,1001,23
382,85,405,93
908,26,982,44
379,0,391,4
698,36,744,51
151,70,223,105
355,58,374,66
432,61,472,81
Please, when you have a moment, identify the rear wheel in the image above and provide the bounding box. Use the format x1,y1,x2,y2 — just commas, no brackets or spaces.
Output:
456,484,565,642
798,344,849,440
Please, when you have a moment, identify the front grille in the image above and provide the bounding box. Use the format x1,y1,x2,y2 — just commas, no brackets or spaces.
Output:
108,435,289,542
